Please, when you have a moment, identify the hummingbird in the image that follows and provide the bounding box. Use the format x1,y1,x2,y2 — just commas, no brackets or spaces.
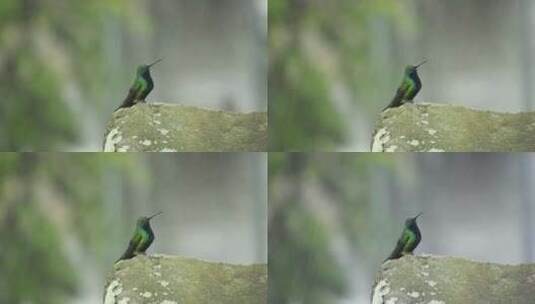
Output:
382,60,426,111
116,211,162,262
115,59,162,111
384,212,422,262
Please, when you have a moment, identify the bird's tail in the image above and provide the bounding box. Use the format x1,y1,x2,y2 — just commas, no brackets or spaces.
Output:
383,89,404,112
115,242,136,263
115,251,132,263
114,100,134,112
383,252,399,263
114,90,137,112
116,251,127,263
382,103,392,112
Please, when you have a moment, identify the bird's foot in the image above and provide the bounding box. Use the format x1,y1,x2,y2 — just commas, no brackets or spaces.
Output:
133,251,147,257
403,252,416,259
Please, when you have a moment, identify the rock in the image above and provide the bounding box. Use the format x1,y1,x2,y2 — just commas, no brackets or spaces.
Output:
103,255,267,304
371,103,535,152
104,104,267,152
371,255,535,304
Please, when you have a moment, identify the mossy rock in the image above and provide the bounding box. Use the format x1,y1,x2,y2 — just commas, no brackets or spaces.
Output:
372,255,535,304
103,103,267,152
104,255,267,304
372,103,535,152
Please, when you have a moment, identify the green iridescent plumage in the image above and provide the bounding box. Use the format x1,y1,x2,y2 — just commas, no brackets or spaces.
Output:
383,60,426,111
116,212,162,262
116,59,162,111
385,212,422,262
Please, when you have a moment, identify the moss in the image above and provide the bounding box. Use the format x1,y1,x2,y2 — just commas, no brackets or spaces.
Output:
372,103,535,152
104,255,267,304
373,255,535,304
104,104,267,152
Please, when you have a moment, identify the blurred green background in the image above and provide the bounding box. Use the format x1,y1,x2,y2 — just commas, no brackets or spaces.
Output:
269,153,535,304
269,0,412,151
0,153,267,303
0,0,266,151
269,0,533,151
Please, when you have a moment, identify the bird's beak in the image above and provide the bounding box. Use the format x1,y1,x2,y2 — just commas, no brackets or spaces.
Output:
148,211,163,220
148,59,163,67
413,212,423,220
415,60,427,68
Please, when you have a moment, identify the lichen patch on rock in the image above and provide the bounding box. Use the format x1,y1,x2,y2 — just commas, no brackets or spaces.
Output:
141,291,152,298
103,279,123,304
103,128,123,152
159,280,169,287
372,103,535,152
103,255,267,303
371,279,391,304
371,128,391,152
103,104,267,152
117,298,130,304
372,255,535,303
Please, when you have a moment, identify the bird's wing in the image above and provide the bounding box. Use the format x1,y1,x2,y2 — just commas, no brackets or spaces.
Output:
383,87,405,111
386,229,411,261
134,229,149,253
403,79,416,100
133,80,145,99
117,232,142,261
124,239,136,255
116,87,137,111
383,76,413,111
399,229,412,252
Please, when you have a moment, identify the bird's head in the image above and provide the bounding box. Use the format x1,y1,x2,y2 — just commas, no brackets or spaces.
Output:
405,60,426,77
405,212,422,228
137,211,163,229
136,59,162,77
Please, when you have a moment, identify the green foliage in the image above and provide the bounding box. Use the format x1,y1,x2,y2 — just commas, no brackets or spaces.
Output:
40,154,144,260
269,203,347,304
269,51,346,150
0,0,20,28
268,153,397,303
0,154,143,303
0,0,142,150
267,152,286,180
269,0,411,150
0,51,77,149
313,154,395,255
0,203,77,304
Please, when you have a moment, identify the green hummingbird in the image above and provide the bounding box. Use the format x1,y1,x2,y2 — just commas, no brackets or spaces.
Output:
116,211,162,262
384,212,422,262
383,60,426,111
116,59,162,111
